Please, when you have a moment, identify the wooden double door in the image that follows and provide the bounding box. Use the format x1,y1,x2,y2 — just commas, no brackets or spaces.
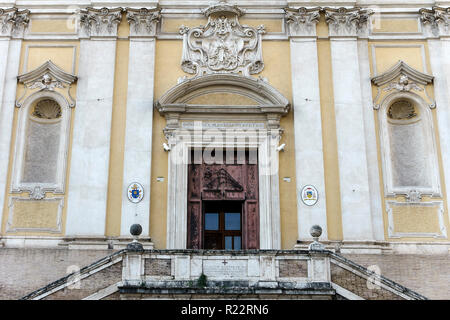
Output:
187,150,259,249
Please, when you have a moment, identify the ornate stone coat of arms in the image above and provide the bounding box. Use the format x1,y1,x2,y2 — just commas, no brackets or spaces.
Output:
180,1,265,77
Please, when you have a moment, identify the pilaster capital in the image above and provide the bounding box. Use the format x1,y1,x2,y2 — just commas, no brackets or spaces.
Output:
126,7,161,38
79,7,123,38
285,7,320,38
0,8,29,39
324,7,373,37
420,7,450,37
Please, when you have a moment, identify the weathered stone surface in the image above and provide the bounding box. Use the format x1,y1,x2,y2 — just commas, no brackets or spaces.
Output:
43,262,122,300
0,248,116,300
278,260,307,278
342,254,450,300
331,263,404,300
144,258,171,276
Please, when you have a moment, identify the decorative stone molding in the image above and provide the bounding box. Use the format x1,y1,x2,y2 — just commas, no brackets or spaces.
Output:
285,7,320,37
179,1,265,76
376,90,442,201
126,7,161,37
420,7,450,37
324,7,373,37
6,197,64,233
17,60,78,108
29,186,46,200
79,7,123,38
405,190,422,203
0,7,29,38
155,72,289,249
156,73,289,136
386,201,447,239
371,60,434,110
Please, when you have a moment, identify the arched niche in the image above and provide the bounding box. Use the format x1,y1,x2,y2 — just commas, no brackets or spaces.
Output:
11,90,72,199
378,91,441,199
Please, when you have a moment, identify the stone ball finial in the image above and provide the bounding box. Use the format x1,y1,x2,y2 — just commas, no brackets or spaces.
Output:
308,225,324,251
130,223,142,237
310,225,322,239
127,224,144,251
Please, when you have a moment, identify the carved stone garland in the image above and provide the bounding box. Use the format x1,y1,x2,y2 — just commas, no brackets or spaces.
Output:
179,1,265,77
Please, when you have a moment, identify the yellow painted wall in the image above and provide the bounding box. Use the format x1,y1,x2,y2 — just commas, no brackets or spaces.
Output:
152,40,182,248
104,38,129,237
1,41,79,236
371,18,419,33
3,12,448,246
30,18,76,34
260,41,297,249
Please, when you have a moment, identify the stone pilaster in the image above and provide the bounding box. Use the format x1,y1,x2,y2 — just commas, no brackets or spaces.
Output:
421,7,450,220
0,8,29,233
285,7,328,242
66,8,122,236
120,7,160,237
325,7,378,240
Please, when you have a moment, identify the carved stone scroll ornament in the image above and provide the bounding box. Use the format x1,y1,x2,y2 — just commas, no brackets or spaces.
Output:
79,7,123,37
179,1,265,77
285,7,320,37
16,60,78,108
420,7,450,36
324,7,373,36
126,7,161,37
0,8,29,37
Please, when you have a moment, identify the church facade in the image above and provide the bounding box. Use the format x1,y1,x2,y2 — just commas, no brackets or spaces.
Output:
0,0,449,299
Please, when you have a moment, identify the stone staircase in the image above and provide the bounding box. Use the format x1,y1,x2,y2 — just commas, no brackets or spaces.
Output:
21,246,427,300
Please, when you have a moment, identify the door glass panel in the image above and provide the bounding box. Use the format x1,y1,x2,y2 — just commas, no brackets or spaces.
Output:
234,236,241,250
205,213,219,230
225,212,241,230
225,236,233,250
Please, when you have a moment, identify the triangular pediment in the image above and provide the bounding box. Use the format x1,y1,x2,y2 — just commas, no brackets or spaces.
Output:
17,60,77,86
371,60,433,87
